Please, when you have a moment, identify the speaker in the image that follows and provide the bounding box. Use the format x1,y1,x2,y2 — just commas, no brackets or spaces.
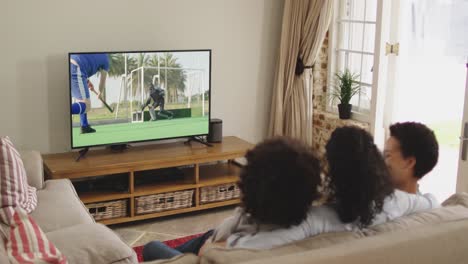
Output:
208,118,223,143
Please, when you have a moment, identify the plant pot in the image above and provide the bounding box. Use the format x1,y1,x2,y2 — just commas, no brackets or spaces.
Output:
338,103,352,119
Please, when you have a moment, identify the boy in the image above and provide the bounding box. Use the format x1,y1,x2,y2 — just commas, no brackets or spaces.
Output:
384,122,439,194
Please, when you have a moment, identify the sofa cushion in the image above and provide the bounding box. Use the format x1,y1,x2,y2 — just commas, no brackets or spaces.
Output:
241,219,468,264
19,150,45,190
0,137,37,219
31,179,94,233
47,223,137,264
4,208,67,264
200,231,362,264
0,229,9,264
442,192,468,207
363,192,468,235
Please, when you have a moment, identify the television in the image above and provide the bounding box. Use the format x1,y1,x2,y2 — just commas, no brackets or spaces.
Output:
68,50,211,149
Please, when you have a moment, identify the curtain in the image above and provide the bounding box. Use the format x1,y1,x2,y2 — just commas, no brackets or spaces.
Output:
268,0,333,145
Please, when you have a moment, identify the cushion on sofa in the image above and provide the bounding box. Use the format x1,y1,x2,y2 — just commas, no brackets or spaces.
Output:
4,208,67,264
240,219,468,264
46,223,137,264
0,137,37,220
19,150,45,190
363,192,468,235
31,179,94,233
200,231,363,264
442,192,468,207
0,231,9,264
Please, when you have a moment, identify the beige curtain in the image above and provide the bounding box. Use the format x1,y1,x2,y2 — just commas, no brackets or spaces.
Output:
268,0,333,145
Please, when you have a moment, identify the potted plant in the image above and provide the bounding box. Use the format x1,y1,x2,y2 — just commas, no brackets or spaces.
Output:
330,69,361,119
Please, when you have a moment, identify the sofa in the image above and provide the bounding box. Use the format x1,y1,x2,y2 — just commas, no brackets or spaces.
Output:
2,151,468,264
147,193,468,264
0,151,138,264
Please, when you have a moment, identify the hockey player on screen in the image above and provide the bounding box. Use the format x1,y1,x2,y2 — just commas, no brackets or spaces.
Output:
70,53,110,134
141,83,174,121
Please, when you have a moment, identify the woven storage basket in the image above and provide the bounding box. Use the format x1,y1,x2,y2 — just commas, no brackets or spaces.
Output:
86,199,128,221
200,183,240,204
135,189,194,215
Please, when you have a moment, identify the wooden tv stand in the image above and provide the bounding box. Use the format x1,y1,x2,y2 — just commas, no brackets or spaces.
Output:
42,136,253,225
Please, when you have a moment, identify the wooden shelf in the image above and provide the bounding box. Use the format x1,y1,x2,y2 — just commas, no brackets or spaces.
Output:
134,167,196,196
134,182,198,196
80,191,131,204
43,136,252,179
198,199,241,210
42,136,252,225
99,199,241,225
199,163,241,187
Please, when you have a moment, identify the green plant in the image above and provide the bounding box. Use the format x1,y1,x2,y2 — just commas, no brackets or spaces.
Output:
330,69,361,105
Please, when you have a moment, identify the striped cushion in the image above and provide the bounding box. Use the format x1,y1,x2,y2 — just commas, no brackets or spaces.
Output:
4,208,67,264
0,136,37,224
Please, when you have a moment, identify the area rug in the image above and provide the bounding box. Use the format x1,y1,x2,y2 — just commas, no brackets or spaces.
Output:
133,233,203,262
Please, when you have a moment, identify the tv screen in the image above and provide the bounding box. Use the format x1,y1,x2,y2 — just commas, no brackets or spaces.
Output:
68,50,211,149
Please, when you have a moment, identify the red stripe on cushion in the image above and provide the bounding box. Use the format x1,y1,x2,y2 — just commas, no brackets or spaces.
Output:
30,214,47,255
9,226,33,264
15,212,31,254
49,240,57,255
6,209,67,264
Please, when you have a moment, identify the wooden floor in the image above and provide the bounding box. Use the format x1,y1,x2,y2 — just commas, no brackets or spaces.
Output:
110,206,236,247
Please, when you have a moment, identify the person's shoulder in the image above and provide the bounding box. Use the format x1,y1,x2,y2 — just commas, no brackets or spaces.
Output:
421,192,440,207
305,205,340,221
388,189,440,208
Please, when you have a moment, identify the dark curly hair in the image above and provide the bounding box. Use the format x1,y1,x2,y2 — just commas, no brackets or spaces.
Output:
239,137,321,227
326,126,394,227
389,122,439,179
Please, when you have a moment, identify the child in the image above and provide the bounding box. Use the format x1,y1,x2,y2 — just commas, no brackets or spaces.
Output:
384,122,439,195
143,137,322,261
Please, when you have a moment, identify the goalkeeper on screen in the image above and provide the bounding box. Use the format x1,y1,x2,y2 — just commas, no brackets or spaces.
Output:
141,83,174,121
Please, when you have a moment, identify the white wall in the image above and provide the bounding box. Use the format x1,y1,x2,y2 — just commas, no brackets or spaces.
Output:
0,0,284,153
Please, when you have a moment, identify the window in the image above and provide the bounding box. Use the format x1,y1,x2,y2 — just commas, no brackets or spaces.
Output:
328,0,378,120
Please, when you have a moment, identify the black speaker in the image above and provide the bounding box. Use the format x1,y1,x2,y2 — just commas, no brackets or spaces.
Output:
208,118,223,143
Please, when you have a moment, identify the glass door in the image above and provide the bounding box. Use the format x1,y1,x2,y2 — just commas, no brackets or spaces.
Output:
384,0,468,201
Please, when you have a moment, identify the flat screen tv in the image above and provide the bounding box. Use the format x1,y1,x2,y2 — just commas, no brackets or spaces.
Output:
68,50,211,149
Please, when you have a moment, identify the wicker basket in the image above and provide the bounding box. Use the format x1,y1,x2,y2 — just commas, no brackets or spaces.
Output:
86,199,128,221
135,190,194,215
200,183,240,204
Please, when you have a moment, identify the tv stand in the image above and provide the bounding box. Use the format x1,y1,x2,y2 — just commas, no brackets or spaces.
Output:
75,147,89,162
185,136,213,147
42,136,252,225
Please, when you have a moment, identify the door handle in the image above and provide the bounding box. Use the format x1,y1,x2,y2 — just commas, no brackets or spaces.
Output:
461,123,468,161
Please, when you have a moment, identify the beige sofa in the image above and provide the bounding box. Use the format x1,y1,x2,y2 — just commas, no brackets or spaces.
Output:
3,151,468,264
0,151,138,264
147,194,468,264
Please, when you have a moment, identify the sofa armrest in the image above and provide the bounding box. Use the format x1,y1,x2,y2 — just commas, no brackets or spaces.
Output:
19,150,44,190
46,223,138,264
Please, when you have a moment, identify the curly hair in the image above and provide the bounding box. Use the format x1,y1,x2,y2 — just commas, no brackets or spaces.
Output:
239,137,321,228
389,122,439,179
325,126,394,227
